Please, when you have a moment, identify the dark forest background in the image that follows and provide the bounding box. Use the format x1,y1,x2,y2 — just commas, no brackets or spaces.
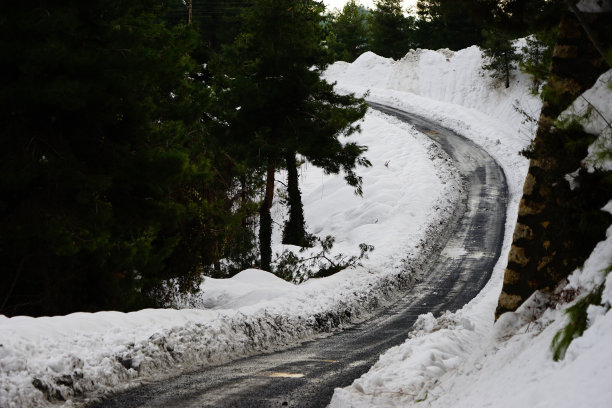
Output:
1,0,609,317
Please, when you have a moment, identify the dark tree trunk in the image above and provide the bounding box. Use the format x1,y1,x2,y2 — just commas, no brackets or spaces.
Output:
282,152,308,246
495,11,612,319
259,162,275,271
240,175,248,225
504,52,510,88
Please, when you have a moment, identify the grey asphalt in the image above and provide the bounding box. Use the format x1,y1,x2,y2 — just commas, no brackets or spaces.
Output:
88,103,507,408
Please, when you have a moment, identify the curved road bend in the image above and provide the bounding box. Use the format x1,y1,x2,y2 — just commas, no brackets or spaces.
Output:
89,103,508,408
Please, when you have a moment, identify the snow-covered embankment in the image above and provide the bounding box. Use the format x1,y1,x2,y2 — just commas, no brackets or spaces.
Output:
0,107,463,406
327,47,612,408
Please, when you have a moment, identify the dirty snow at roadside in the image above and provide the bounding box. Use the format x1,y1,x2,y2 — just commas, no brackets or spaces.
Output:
327,47,612,408
4,36,608,408
0,107,462,407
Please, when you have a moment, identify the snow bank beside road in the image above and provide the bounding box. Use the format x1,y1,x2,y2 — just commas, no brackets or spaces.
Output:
325,44,538,408
328,51,612,408
323,43,541,208
326,45,541,132
0,109,463,407
332,204,612,408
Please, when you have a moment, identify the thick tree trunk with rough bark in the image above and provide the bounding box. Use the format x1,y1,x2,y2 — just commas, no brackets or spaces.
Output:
259,162,275,271
496,11,612,319
282,152,308,246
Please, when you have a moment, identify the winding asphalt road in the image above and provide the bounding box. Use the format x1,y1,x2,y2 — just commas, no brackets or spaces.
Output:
89,103,508,408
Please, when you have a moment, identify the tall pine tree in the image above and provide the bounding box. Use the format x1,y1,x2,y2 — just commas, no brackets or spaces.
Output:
415,0,484,50
496,8,612,317
216,0,369,270
480,30,521,88
328,0,371,62
0,1,225,315
369,0,415,59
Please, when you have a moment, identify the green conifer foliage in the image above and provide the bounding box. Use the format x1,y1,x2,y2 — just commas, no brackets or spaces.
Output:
328,0,371,62
282,153,309,247
216,0,369,270
415,0,484,51
369,0,415,60
0,1,220,315
481,30,521,88
166,0,250,79
282,79,369,248
520,31,556,93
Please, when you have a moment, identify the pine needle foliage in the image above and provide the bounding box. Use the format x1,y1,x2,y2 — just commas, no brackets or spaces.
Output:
369,0,415,60
519,31,556,94
551,280,608,361
481,30,520,88
327,0,371,62
0,1,246,315
274,235,374,283
215,0,369,270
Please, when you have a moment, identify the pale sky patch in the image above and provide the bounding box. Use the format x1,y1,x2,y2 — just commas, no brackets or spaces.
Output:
322,0,418,13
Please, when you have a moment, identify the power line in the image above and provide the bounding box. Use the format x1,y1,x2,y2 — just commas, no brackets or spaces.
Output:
166,1,249,20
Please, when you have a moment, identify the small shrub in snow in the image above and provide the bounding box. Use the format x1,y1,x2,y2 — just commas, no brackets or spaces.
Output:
551,266,611,361
519,33,555,94
480,31,521,89
273,235,374,283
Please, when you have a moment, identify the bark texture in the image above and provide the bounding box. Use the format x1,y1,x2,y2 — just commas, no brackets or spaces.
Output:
282,152,308,246
496,11,612,318
259,163,275,271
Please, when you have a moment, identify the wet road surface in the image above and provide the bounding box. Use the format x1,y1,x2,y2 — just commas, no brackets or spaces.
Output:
89,103,507,408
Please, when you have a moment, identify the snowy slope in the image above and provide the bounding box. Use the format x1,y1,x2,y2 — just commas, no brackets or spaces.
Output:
323,42,542,211
0,109,462,407
325,44,541,134
327,48,612,408
3,37,608,408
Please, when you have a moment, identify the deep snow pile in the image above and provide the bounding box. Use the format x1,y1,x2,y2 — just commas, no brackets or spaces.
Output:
325,44,542,135
327,49,612,407
323,42,541,206
199,110,462,310
0,109,463,407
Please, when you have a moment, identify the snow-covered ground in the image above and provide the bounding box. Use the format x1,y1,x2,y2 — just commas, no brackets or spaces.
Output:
0,96,463,406
326,48,612,408
2,38,610,408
